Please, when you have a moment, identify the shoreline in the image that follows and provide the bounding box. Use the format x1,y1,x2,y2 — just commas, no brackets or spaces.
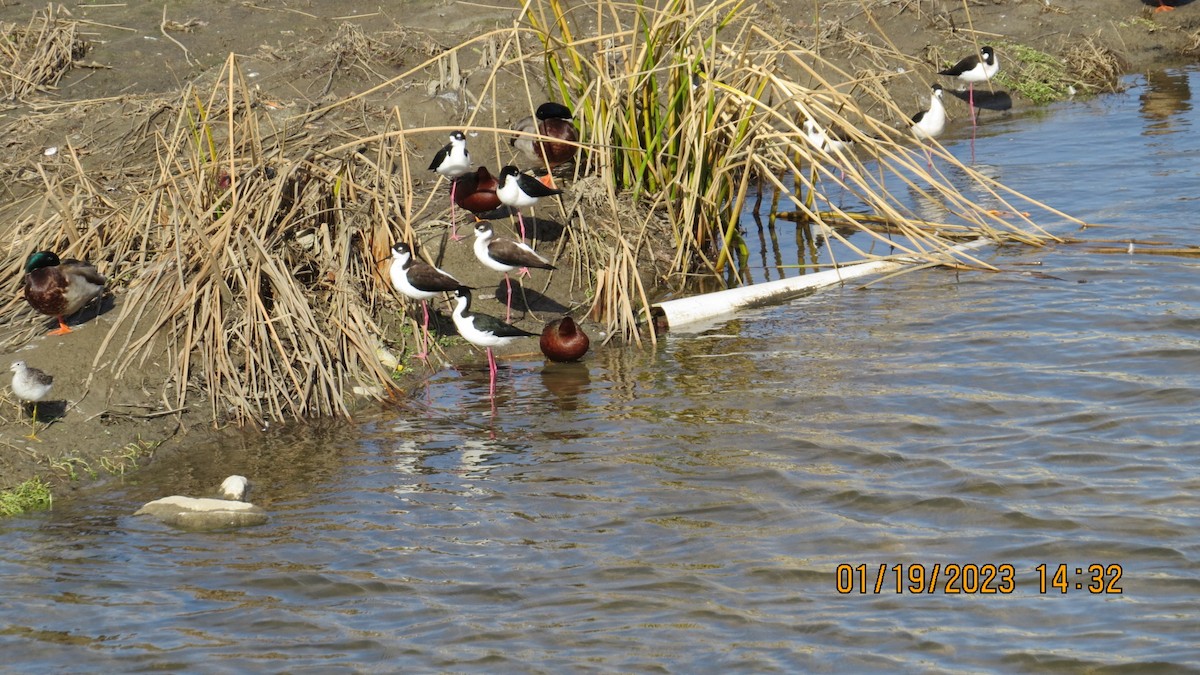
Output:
1,0,1197,510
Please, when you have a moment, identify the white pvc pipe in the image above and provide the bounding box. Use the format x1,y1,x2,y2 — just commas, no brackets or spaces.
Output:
651,239,989,333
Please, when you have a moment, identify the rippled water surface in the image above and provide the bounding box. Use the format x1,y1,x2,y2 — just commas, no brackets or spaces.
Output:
3,69,1200,672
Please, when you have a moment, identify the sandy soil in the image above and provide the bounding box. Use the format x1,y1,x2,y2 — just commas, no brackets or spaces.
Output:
1,0,1197,504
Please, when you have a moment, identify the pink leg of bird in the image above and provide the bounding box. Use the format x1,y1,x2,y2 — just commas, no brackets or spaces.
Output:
504,274,514,322
516,211,527,240
487,347,497,399
968,85,977,126
414,302,431,360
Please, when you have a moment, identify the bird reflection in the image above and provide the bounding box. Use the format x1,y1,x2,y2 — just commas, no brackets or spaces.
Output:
539,362,591,411
1139,69,1192,136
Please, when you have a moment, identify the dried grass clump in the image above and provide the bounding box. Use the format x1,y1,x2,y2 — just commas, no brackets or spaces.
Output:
1182,29,1200,57
2,57,407,425
1064,35,1125,95
0,3,84,100
523,0,1065,281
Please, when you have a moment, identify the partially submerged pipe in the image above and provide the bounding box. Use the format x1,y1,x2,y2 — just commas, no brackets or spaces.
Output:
651,239,989,333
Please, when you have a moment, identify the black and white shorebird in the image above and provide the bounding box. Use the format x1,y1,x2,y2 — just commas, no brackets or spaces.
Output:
429,131,473,240
10,360,53,439
511,102,579,170
472,221,557,322
911,84,946,141
450,286,538,398
910,84,946,167
802,118,855,154
496,165,564,240
388,241,466,360
938,46,999,126
801,117,857,181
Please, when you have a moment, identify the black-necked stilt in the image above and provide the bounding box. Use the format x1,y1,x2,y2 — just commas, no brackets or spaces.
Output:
23,250,106,336
450,286,537,397
453,166,502,219
429,131,472,240
511,102,579,169
938,46,998,126
911,84,946,141
497,165,563,239
801,117,856,183
802,118,855,154
540,316,589,363
389,241,465,360
910,84,946,167
472,221,556,321
10,360,53,439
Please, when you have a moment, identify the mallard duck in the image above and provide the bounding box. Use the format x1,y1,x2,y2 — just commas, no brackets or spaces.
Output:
23,250,106,335
510,102,579,169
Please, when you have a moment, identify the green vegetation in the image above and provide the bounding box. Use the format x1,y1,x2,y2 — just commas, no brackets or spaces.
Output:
996,39,1122,105
0,478,53,517
994,43,1078,105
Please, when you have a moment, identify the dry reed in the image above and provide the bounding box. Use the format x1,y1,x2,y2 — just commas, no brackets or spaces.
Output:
0,3,83,100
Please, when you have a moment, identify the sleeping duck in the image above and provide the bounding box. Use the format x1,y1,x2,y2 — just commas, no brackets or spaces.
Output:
23,250,106,335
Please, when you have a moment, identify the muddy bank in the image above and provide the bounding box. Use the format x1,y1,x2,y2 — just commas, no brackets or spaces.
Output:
1,0,1197,505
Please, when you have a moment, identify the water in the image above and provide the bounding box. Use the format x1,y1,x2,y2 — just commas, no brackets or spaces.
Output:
3,69,1200,672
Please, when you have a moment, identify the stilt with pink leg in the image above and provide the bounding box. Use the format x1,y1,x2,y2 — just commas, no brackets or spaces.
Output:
938,46,999,128
496,165,563,240
388,242,465,360
910,84,946,168
471,221,556,322
450,287,537,399
429,131,473,240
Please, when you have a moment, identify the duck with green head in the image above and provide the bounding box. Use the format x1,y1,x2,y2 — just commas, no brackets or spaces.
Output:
23,250,107,335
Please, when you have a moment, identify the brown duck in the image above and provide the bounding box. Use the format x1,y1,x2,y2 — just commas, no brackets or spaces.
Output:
23,250,106,335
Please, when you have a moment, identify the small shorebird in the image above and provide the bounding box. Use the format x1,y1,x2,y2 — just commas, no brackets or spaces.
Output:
496,165,563,239
450,287,537,398
23,250,106,335
388,242,466,360
429,131,473,240
938,46,999,126
10,361,53,439
911,84,946,167
802,118,855,154
472,221,556,321
802,117,857,181
511,102,579,170
540,317,590,363
911,84,947,140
